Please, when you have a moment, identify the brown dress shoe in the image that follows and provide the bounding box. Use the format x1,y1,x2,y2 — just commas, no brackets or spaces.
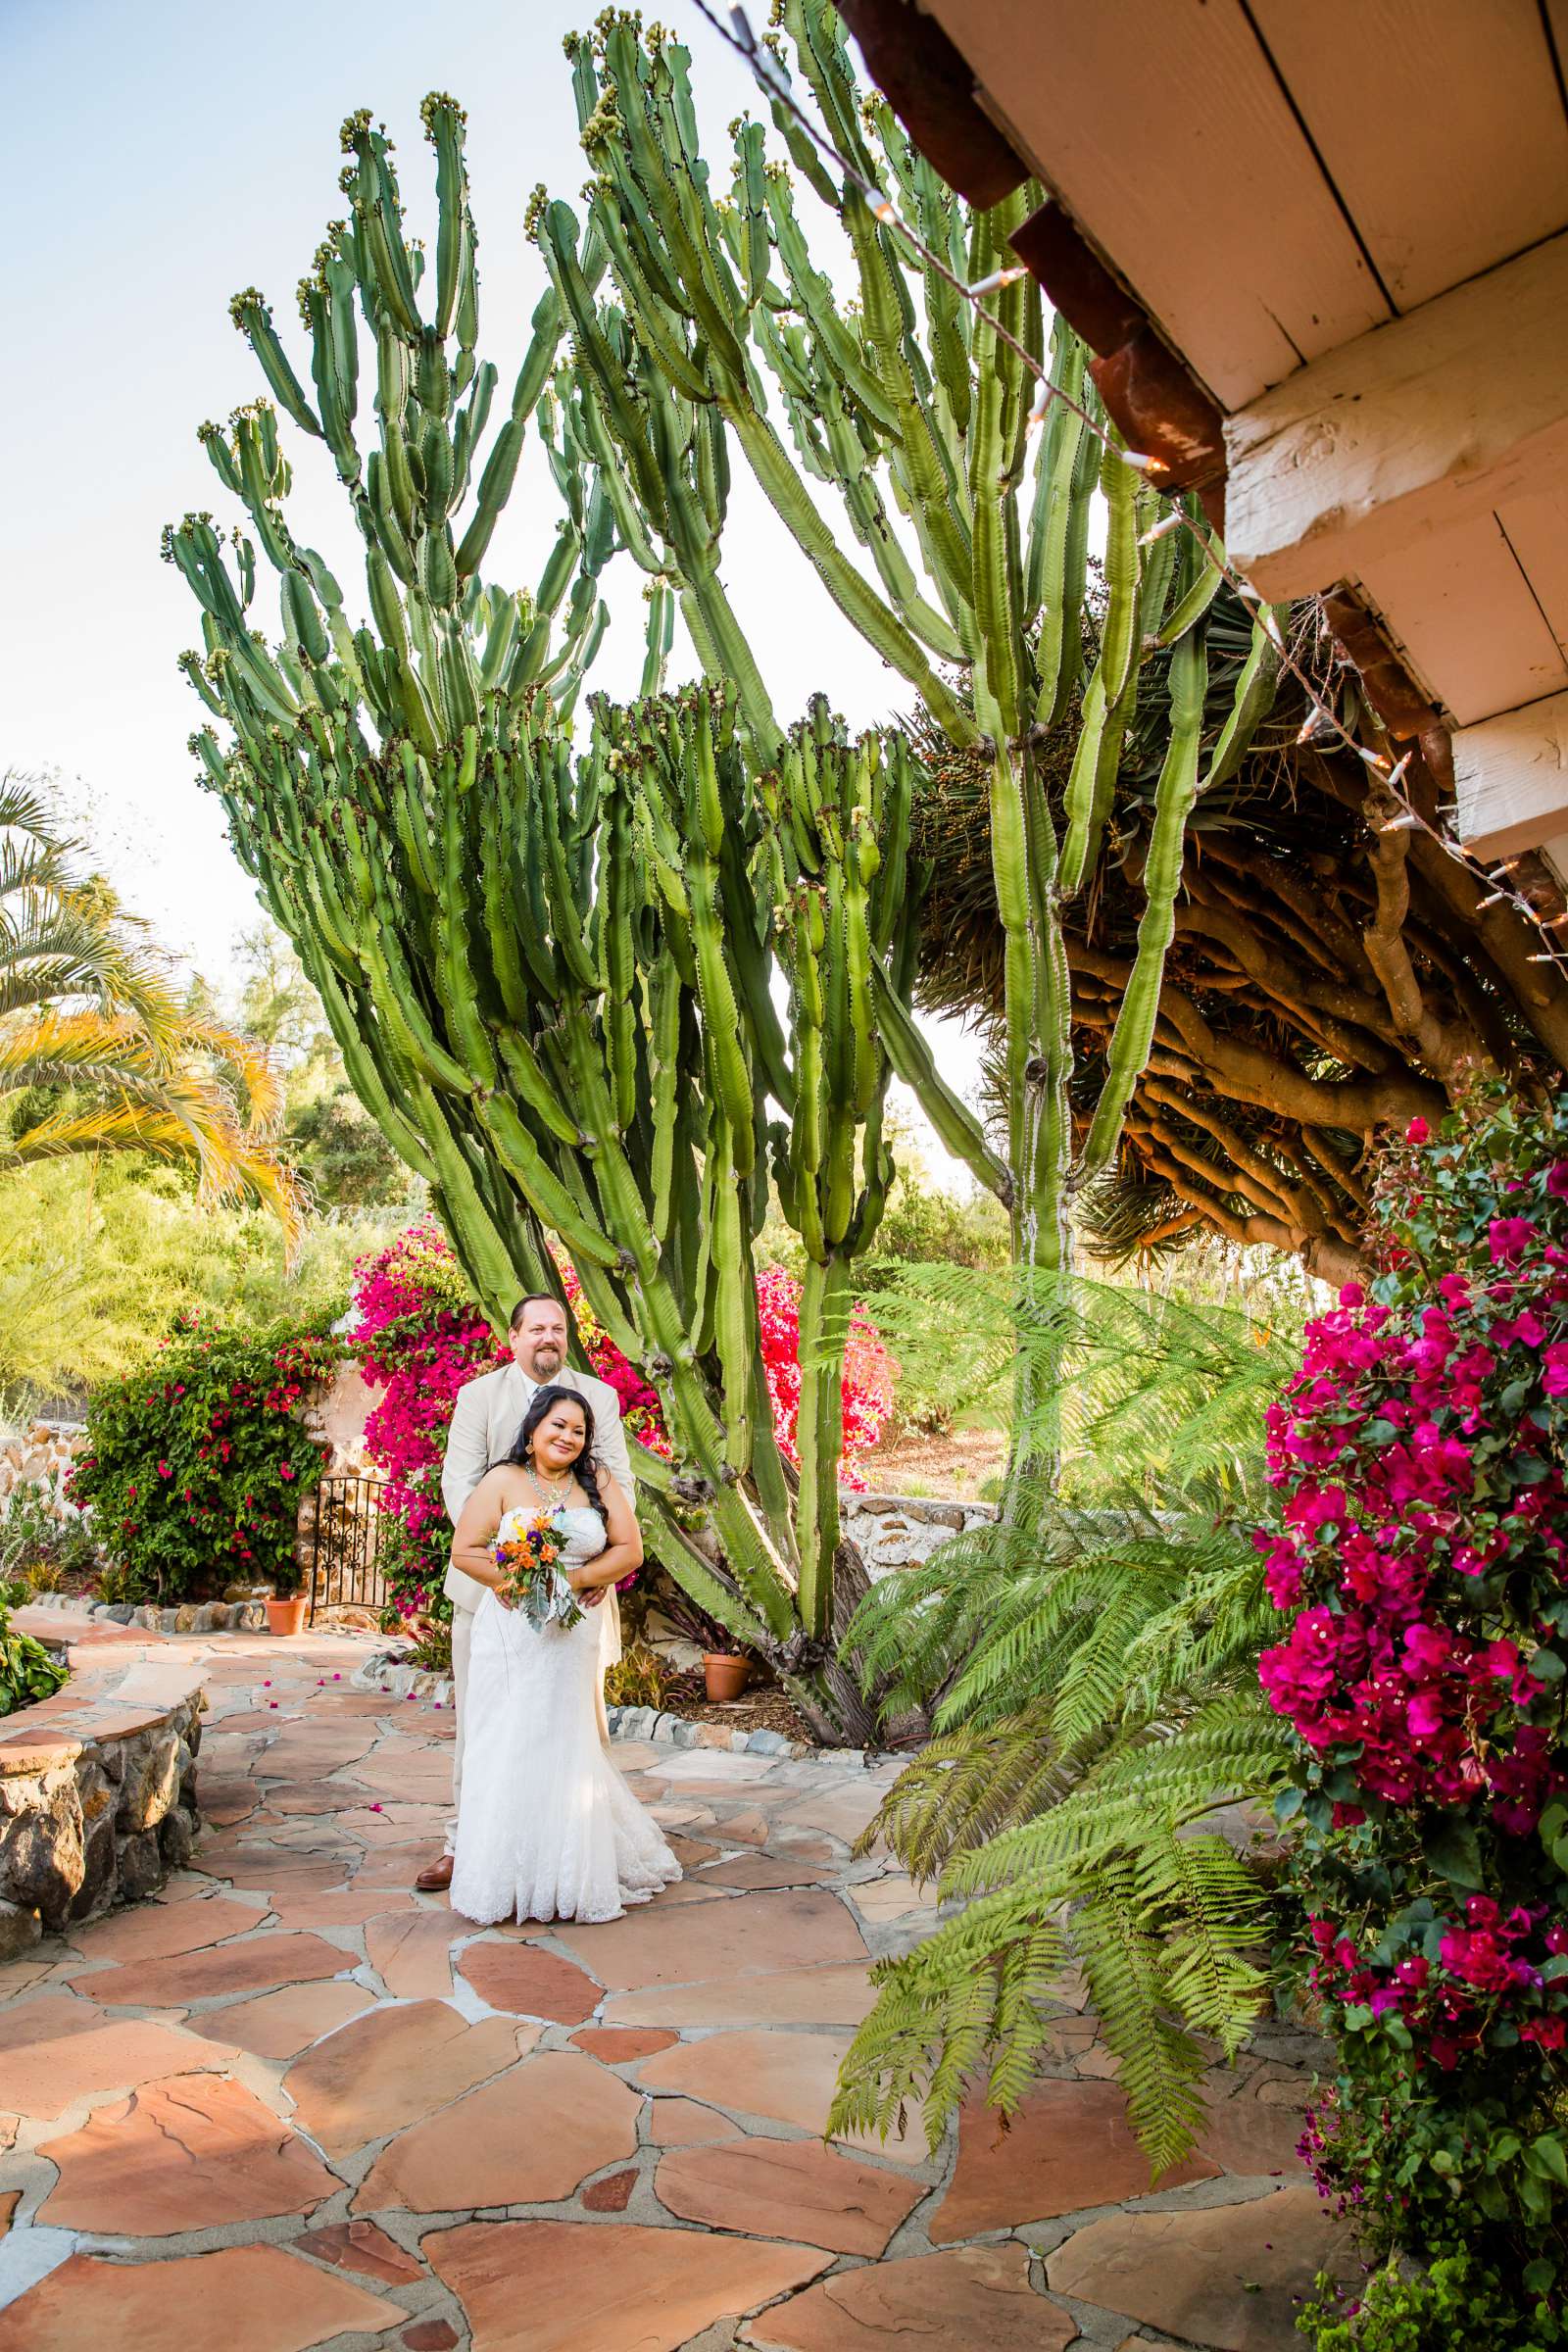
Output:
415,1854,455,1892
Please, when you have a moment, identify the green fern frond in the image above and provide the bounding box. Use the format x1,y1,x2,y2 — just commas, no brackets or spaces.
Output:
858,1703,1084,1883
1073,1857,1210,2177
835,1276,1296,2180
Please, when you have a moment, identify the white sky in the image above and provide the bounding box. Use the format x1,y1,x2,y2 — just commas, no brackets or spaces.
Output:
3,0,990,1187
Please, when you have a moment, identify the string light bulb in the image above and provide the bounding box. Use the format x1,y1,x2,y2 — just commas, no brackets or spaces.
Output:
1140,513,1183,547
967,264,1029,296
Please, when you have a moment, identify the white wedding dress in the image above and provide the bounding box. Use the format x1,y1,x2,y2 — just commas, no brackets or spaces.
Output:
450,1504,682,1925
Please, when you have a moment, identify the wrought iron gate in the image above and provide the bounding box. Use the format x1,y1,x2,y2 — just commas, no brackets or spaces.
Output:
308,1474,390,1624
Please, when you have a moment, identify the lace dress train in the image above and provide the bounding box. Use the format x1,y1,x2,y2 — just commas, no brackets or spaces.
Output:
450,1505,681,1926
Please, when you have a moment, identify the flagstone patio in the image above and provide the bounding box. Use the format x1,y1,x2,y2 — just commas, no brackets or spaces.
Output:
0,1617,1352,2350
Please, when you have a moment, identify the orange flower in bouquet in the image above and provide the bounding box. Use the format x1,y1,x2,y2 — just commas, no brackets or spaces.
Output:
494,1509,584,1633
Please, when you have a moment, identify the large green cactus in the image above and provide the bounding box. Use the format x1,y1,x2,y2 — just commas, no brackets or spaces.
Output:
552,12,1283,1344
167,98,921,1739
167,98,621,756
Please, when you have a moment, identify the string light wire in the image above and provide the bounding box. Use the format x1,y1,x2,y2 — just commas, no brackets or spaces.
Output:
692,0,1568,975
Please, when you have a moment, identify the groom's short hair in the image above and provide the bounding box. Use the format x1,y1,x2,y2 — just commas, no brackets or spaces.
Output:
509,1293,566,1331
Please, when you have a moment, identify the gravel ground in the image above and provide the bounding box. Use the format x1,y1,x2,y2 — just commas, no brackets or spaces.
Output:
658,1668,813,1744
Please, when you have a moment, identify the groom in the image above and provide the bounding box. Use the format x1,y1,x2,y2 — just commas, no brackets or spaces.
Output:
414,1293,637,1894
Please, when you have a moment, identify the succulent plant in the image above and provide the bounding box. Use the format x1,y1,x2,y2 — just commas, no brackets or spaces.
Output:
547,8,1283,1329
166,99,927,1739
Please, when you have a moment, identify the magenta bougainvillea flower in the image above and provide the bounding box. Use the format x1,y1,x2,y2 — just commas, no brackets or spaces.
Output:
1263,1093,1568,2271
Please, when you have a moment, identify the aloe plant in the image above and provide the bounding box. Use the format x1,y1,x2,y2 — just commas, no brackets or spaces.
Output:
166,98,923,1738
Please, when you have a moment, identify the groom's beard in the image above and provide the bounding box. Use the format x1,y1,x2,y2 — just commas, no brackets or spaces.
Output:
523,1347,564,1382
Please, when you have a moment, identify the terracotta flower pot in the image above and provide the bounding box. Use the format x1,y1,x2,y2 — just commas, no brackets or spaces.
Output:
703,1651,749,1703
265,1594,309,1639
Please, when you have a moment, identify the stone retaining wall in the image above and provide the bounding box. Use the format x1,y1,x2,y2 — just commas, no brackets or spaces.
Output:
0,1612,204,1956
349,1648,872,1765
26,1590,269,1637
843,1488,997,1581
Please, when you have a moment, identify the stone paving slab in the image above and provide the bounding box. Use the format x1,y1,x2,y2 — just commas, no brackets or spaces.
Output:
742,2243,1075,2352
0,2241,407,2351
0,1623,1349,2350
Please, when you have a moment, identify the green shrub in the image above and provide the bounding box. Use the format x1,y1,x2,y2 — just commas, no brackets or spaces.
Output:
605,1641,673,1711
408,1620,453,1676
0,1582,68,1715
1301,2254,1565,2350
94,1561,152,1607
73,1316,340,1600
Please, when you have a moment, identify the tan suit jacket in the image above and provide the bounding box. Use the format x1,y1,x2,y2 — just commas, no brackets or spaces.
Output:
439,1360,634,1615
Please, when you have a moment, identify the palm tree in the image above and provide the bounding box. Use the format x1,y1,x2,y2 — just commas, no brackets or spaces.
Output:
0,777,300,1242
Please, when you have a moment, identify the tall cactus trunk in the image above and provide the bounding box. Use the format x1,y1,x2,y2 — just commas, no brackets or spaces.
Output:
794,1253,849,1646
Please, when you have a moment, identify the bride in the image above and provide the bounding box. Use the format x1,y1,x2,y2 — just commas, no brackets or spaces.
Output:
447,1382,681,1925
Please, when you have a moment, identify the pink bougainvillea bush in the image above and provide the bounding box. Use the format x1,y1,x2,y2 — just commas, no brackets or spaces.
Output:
351,1224,509,1624
1261,1092,1568,2335
73,1316,338,1600
753,1263,897,1467
350,1226,895,1626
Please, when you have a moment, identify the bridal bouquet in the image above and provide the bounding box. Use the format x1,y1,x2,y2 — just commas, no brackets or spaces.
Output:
495,1510,584,1634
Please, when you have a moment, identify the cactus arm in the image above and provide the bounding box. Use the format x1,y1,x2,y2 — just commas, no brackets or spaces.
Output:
867,958,1012,1204
1097,436,1141,703
229,290,322,439
1057,437,1144,896
967,327,1021,746
640,577,675,697
1025,326,1090,713
1200,606,1285,790
1155,550,1226,648
793,1252,848,1642
1080,616,1210,1176
710,1119,755,1473
421,92,470,341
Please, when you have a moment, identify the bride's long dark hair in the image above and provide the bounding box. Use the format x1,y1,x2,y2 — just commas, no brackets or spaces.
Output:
507,1383,606,1514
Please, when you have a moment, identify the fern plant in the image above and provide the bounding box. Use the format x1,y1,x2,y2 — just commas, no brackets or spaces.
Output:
851,1258,1302,1500
830,1281,1298,2175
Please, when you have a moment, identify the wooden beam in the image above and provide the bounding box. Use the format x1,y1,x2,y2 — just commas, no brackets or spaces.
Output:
1225,231,1568,600
1452,688,1568,859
